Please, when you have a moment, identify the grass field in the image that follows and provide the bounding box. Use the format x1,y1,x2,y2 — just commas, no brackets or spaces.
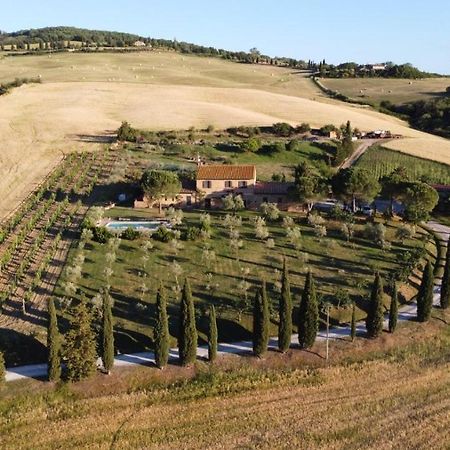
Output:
356,145,450,183
321,77,450,106
1,321,449,449
1,51,450,219
52,206,430,358
127,138,332,180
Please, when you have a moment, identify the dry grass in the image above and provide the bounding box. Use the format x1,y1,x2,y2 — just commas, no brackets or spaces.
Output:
321,77,450,105
1,320,449,449
0,52,449,218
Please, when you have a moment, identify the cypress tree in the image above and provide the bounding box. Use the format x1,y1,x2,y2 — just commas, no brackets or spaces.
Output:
278,259,292,352
47,297,61,382
388,282,398,333
154,283,170,369
253,281,269,357
208,304,218,363
64,297,97,381
102,290,114,374
365,273,384,338
440,237,450,309
417,260,434,322
350,303,356,341
178,279,197,366
298,271,319,349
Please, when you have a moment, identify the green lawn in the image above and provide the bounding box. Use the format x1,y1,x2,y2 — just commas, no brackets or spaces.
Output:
356,146,450,183
127,139,333,181
56,207,431,355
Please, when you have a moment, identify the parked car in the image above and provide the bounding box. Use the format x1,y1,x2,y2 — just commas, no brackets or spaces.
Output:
313,199,343,213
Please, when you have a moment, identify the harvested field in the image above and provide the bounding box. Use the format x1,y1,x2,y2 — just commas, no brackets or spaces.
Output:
1,329,449,449
0,52,449,219
321,77,450,105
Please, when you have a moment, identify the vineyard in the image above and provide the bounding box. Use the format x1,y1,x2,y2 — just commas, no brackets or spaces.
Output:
0,147,123,365
356,145,450,183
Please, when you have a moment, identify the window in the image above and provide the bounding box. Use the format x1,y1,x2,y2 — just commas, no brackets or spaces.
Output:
238,181,248,188
278,197,283,204
186,196,192,205
224,180,233,188
263,197,268,203
202,180,212,189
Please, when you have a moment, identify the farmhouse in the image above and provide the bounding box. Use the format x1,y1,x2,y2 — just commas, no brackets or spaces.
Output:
134,164,293,210
197,164,256,208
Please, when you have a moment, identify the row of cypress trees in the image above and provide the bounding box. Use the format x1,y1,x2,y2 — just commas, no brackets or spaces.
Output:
254,263,319,356
45,240,449,381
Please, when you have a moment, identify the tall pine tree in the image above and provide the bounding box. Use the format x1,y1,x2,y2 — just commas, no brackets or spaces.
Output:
365,272,384,338
102,290,114,374
208,304,218,363
178,279,197,366
253,281,269,357
64,297,97,381
388,282,398,333
278,259,292,352
417,260,434,322
298,271,319,349
440,237,450,309
154,283,170,369
350,303,356,341
47,297,61,382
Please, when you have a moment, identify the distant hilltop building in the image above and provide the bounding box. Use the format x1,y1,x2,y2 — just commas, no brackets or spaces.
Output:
365,64,387,71
133,40,147,47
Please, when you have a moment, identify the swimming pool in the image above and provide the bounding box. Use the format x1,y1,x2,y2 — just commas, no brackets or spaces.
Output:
105,220,170,232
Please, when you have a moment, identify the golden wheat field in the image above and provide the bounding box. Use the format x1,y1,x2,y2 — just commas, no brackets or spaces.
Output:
0,51,449,217
1,354,449,449
321,77,450,105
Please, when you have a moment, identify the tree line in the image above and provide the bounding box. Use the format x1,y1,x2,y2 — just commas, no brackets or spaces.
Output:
380,96,450,139
2,241,447,384
317,61,440,79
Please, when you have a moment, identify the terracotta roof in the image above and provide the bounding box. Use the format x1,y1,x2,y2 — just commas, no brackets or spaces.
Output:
253,182,294,195
197,165,256,180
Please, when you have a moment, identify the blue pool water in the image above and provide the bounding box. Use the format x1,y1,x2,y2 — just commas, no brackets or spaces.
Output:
105,220,170,231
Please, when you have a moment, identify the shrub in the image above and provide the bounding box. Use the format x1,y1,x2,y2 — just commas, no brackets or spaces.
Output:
117,121,138,142
395,224,415,242
183,226,202,241
286,139,301,152
307,212,325,227
240,137,261,152
153,226,175,242
319,124,338,136
93,226,113,244
314,224,327,239
364,223,387,248
121,227,141,240
260,202,280,221
272,122,294,137
297,123,311,133
269,142,286,153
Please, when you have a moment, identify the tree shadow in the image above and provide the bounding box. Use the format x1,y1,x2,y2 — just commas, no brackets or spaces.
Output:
0,328,47,367
71,132,116,144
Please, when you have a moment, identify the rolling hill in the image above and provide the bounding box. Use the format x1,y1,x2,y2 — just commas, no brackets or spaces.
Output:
0,37,449,218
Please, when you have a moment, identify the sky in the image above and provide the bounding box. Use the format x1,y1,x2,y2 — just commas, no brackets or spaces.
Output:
1,0,449,73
